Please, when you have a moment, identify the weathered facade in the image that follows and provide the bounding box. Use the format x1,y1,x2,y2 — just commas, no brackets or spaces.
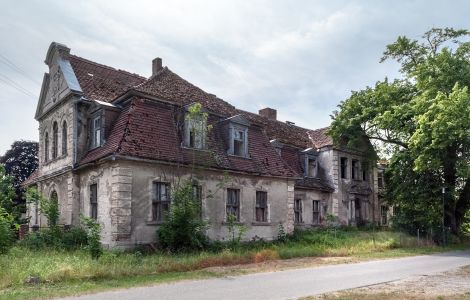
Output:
25,42,381,248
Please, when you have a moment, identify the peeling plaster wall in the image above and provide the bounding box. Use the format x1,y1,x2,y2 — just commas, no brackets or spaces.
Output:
294,189,332,227
114,160,294,247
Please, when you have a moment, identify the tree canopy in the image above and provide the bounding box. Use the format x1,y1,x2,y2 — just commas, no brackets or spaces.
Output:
329,28,470,234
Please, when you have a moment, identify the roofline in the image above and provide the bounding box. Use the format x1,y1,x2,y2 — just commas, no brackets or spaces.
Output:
75,153,301,180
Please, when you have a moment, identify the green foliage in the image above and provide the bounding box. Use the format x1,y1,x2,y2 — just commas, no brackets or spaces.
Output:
0,207,14,254
19,227,88,250
0,140,38,223
81,216,102,260
0,165,15,216
226,213,247,249
330,27,470,234
277,223,287,242
157,180,209,252
25,187,59,228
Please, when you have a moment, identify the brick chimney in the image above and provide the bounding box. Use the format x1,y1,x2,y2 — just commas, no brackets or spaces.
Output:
259,107,277,120
152,57,163,76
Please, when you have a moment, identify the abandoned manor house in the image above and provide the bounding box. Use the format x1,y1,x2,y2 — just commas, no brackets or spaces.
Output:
24,42,385,248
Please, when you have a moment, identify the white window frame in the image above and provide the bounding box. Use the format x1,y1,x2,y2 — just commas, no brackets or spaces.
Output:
229,124,248,157
92,115,102,148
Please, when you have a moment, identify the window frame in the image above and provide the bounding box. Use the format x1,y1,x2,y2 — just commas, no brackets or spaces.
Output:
255,191,268,223
352,159,360,180
52,121,58,159
381,205,388,225
226,188,240,222
312,200,320,225
229,124,249,157
62,121,67,156
184,117,207,149
294,198,303,224
44,132,49,162
192,184,203,218
152,182,171,222
91,114,102,149
90,184,98,220
378,170,385,188
305,155,318,177
340,157,348,179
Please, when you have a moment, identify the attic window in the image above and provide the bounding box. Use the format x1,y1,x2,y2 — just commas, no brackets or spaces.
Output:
306,156,317,177
184,117,206,149
91,115,102,148
229,125,248,157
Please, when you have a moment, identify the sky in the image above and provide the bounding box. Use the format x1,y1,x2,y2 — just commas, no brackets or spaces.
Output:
1,0,470,154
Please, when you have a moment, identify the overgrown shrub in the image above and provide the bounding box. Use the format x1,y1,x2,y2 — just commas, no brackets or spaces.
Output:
81,216,102,259
158,180,209,252
0,208,14,254
19,226,88,250
25,187,59,227
226,212,246,249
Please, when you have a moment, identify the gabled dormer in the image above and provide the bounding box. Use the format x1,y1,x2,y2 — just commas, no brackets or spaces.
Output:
182,103,208,150
301,148,318,178
221,115,250,158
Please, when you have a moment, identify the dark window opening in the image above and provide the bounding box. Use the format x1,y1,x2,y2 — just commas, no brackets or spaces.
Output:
226,188,240,221
307,157,317,177
340,157,348,179
62,121,67,156
255,191,268,222
152,182,170,222
44,132,49,162
90,184,98,220
378,171,384,188
381,205,388,225
52,122,58,159
352,159,360,180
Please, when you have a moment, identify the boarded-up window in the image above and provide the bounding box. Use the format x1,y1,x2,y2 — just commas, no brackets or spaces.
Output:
255,191,268,222
294,199,303,224
152,182,170,222
226,188,240,221
90,184,98,220
312,200,320,225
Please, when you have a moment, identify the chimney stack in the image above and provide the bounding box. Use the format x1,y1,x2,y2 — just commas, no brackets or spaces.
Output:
152,57,163,76
259,107,277,120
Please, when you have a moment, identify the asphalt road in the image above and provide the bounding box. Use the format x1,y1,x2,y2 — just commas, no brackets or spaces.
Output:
63,251,470,300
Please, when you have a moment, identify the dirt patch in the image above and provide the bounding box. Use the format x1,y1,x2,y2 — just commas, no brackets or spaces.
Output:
204,256,360,276
312,265,470,300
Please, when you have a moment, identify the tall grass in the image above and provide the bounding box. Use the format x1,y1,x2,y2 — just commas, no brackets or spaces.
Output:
0,229,440,290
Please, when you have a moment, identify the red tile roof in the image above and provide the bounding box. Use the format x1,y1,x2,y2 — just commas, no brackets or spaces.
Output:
70,55,333,178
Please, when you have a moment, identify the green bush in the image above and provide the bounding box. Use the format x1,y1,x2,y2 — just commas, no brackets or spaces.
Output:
0,208,14,254
158,180,209,252
20,226,88,250
81,216,102,259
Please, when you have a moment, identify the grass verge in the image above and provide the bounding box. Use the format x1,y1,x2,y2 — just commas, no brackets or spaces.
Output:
1,229,468,300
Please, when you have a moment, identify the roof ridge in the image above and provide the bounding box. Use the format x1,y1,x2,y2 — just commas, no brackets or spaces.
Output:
69,54,146,80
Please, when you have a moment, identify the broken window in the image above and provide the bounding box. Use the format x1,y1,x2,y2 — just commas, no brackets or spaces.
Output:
340,157,348,179
312,200,320,225
152,182,170,222
255,191,268,222
294,199,303,224
90,184,98,220
233,129,245,156
52,121,58,159
362,162,368,181
226,188,240,221
352,159,360,180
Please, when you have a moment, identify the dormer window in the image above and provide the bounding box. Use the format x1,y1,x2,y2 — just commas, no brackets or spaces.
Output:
184,118,206,149
223,115,250,158
302,148,318,177
92,115,102,148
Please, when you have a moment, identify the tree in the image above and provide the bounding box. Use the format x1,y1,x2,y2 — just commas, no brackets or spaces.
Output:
0,141,38,221
25,187,59,228
329,28,470,234
0,165,15,215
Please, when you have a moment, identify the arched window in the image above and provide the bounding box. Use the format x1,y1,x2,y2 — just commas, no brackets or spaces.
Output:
50,190,59,226
52,121,58,159
44,132,49,162
62,121,67,156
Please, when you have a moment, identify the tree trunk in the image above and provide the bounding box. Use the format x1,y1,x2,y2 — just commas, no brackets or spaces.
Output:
455,179,470,234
